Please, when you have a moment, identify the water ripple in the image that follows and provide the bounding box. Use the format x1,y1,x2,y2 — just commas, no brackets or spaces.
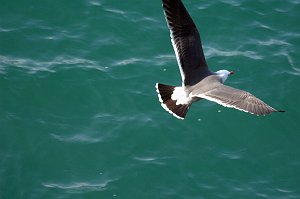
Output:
219,149,245,160
205,46,263,60
256,39,290,47
112,57,141,66
110,54,176,69
0,27,16,32
103,4,160,25
133,155,173,166
276,51,295,68
87,0,102,7
220,0,242,7
43,178,117,194
0,55,106,74
50,133,103,144
288,66,300,77
105,8,126,15
196,2,216,10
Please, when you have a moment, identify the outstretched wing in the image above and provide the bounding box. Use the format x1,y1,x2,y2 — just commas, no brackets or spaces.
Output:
191,84,280,115
162,0,208,86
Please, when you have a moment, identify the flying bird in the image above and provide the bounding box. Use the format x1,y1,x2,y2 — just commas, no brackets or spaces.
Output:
155,0,284,119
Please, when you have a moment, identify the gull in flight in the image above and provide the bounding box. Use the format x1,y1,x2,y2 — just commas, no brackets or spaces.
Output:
156,0,284,119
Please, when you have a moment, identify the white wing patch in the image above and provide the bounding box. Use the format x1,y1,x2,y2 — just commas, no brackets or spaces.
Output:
171,87,190,105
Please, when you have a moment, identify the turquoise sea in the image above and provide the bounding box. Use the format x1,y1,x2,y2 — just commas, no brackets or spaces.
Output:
1,0,300,198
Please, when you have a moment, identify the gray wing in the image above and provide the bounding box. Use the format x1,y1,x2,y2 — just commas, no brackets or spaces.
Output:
162,0,208,86
191,84,279,115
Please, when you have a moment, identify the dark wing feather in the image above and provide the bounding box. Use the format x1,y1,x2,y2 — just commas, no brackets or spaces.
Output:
192,84,279,115
162,0,208,86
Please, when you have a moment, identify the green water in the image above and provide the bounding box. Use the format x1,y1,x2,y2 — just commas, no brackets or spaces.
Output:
1,0,300,198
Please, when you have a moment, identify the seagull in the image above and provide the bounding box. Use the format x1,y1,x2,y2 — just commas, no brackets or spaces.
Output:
155,0,284,120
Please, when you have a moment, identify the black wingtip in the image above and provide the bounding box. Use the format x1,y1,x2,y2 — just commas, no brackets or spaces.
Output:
278,110,285,113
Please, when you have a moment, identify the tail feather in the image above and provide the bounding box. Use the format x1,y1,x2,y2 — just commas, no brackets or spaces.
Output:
155,83,191,119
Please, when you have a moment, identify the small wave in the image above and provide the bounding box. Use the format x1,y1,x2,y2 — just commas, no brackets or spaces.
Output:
103,4,159,26
0,55,107,74
220,0,242,7
248,21,275,32
43,179,116,194
133,155,173,166
196,2,216,10
256,39,290,47
103,6,143,23
94,112,154,125
105,8,126,15
219,149,245,160
0,27,16,32
112,54,176,68
109,54,176,72
0,55,55,73
112,57,141,66
205,46,263,60
87,0,102,7
276,188,293,193
50,133,103,144
288,66,300,77
153,54,176,66
274,50,295,68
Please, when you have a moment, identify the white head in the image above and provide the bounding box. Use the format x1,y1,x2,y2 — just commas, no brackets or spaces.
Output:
215,70,234,83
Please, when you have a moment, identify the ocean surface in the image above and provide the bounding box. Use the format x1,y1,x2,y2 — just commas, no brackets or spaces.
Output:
1,0,300,198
